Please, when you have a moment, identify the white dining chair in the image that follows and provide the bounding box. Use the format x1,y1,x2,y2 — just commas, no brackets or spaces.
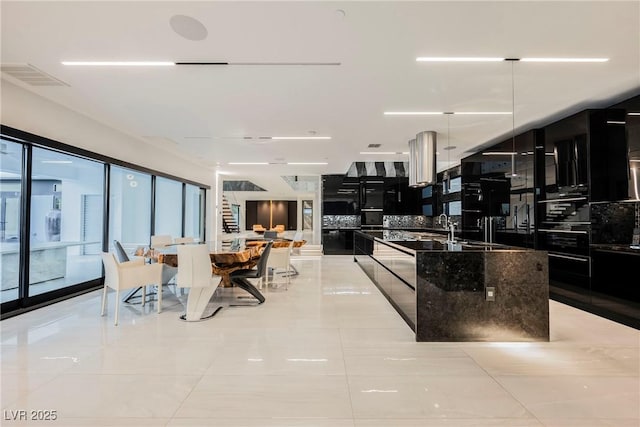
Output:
174,236,195,244
101,252,163,325
176,244,222,321
150,234,173,248
265,241,293,290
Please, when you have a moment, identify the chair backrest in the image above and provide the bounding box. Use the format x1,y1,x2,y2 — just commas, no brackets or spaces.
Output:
101,252,119,288
267,241,292,270
254,241,273,277
174,236,195,244
113,240,130,262
264,230,278,239
176,244,213,288
151,235,173,248
230,238,241,252
273,225,285,233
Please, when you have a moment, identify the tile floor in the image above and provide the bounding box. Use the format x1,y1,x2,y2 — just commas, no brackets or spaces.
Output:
1,255,639,426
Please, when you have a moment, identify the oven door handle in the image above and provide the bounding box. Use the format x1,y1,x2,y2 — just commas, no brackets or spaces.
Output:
548,253,589,262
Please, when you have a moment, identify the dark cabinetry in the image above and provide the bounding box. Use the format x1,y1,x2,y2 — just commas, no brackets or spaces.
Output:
383,177,422,214
589,109,629,202
461,132,537,247
322,229,355,255
322,175,359,214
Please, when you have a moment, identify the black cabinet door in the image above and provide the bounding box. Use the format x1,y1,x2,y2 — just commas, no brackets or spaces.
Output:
383,177,422,215
589,110,629,202
383,178,399,214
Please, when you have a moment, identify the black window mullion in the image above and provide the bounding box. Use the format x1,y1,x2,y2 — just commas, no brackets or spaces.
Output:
102,164,110,253
18,144,32,301
150,175,156,243
181,183,186,237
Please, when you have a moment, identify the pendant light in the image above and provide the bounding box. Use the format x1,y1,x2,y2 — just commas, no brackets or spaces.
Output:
408,138,418,187
509,59,517,177
415,130,437,185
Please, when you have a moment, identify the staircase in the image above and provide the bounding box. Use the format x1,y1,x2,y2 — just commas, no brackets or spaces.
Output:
221,196,240,233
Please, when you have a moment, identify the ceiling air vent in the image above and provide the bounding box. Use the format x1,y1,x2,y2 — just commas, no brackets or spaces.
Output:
1,64,69,87
368,143,381,148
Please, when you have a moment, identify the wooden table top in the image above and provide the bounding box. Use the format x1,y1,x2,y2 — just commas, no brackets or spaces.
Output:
157,246,262,268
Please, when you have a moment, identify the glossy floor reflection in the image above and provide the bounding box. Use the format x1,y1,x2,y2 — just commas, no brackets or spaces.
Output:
1,255,639,426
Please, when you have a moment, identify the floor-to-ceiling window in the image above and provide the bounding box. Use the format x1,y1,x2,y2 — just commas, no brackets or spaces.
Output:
184,184,204,241
0,139,23,303
109,166,152,254
154,177,183,239
0,126,209,319
29,148,104,296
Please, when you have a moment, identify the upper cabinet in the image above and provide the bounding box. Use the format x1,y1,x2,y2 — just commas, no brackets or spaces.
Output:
588,109,629,202
383,177,422,215
611,94,640,200
540,108,632,203
322,175,360,215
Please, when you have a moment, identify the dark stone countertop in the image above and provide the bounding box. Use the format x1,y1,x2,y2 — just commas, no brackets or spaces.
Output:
358,230,535,253
590,243,640,256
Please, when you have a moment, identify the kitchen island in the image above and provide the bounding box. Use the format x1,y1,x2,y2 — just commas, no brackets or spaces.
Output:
354,230,549,342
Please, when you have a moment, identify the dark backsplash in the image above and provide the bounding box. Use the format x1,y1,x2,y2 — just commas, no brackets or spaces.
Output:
591,202,639,244
383,215,431,229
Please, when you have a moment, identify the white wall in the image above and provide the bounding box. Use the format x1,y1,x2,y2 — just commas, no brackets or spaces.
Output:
1,80,216,241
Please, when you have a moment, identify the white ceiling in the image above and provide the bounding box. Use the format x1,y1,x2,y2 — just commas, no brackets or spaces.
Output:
2,1,639,183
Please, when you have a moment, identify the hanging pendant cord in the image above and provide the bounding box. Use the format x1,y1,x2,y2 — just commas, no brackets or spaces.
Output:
511,60,516,177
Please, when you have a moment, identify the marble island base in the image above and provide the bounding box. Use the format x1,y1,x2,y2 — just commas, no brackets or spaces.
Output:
355,231,550,342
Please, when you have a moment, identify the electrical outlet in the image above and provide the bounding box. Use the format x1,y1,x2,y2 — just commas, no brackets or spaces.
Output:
486,286,496,301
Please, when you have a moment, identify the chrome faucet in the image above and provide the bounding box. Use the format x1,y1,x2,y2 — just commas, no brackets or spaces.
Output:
438,213,456,243
438,213,448,229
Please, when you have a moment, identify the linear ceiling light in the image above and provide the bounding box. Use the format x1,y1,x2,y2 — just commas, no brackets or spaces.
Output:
228,162,269,165
62,61,174,66
416,57,608,63
384,111,511,116
482,152,518,156
520,57,608,62
384,112,444,115
417,57,505,62
453,111,512,115
287,162,328,165
41,160,73,164
359,152,409,155
270,136,331,140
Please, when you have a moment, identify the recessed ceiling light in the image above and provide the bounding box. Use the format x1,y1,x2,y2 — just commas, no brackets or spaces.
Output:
417,57,505,62
520,57,608,62
62,61,174,66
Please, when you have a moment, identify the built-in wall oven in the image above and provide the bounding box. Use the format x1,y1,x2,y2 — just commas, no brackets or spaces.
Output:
361,209,383,229
537,195,591,303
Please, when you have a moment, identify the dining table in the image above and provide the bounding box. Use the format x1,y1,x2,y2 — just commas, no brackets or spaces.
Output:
155,245,263,321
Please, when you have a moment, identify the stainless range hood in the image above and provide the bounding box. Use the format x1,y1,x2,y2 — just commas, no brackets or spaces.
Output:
409,131,437,186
